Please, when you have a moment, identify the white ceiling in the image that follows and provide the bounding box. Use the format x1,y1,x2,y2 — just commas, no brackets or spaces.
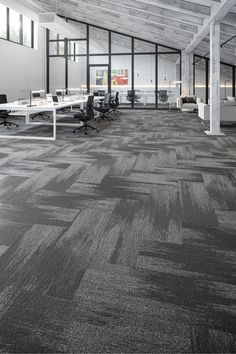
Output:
21,0,236,65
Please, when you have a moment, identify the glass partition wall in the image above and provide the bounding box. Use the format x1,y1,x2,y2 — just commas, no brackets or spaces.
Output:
48,20,181,109
194,55,236,103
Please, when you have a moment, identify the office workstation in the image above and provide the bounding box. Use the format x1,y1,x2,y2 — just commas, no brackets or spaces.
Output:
0,1,236,354
0,91,104,140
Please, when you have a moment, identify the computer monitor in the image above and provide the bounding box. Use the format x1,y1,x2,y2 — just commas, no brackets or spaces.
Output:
52,95,58,103
0,94,7,104
56,89,66,97
32,91,41,99
32,90,46,99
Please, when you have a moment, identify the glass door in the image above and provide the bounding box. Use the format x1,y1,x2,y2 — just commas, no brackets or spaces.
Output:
89,65,109,95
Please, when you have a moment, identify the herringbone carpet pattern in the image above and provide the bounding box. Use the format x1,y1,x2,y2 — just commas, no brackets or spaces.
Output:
0,110,235,353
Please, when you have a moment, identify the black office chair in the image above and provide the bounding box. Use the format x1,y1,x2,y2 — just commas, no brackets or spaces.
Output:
159,90,168,103
126,90,141,104
109,92,121,115
94,93,112,121
0,94,19,128
73,95,99,135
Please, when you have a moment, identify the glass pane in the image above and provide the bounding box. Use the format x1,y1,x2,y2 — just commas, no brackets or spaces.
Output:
111,55,132,107
49,42,58,55
59,41,64,55
49,41,64,55
49,57,66,94
89,26,109,54
134,39,155,53
68,20,87,39
9,9,20,43
158,45,178,53
68,40,86,55
195,57,206,103
90,66,108,94
89,56,109,65
68,40,75,56
23,16,31,47
76,41,86,55
158,53,181,108
49,31,58,40
0,4,7,39
68,57,87,94
220,64,233,99
34,22,38,49
111,33,131,53
134,55,155,107
68,56,75,62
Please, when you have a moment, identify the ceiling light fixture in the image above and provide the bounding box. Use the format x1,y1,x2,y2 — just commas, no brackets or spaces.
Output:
38,12,79,38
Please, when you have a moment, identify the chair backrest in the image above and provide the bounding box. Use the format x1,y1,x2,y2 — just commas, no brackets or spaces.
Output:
115,92,119,102
0,94,8,114
86,95,94,121
159,90,168,102
0,94,7,104
127,90,132,97
104,93,111,106
52,95,58,103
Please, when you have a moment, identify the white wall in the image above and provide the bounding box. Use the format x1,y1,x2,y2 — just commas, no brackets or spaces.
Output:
0,25,46,102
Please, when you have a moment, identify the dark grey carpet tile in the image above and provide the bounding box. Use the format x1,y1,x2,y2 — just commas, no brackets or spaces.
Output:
0,110,235,353
179,181,218,228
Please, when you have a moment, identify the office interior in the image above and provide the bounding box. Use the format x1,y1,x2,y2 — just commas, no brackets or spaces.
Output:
0,0,236,353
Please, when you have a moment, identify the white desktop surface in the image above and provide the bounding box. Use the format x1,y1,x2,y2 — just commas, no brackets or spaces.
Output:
0,96,101,141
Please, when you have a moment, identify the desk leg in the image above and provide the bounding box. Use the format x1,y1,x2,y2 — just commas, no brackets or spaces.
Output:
53,109,56,140
144,94,147,106
25,112,30,125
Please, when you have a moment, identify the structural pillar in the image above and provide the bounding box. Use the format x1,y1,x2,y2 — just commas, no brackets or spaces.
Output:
181,51,193,96
205,20,225,136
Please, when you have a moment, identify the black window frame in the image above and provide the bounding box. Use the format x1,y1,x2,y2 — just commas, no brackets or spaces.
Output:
47,18,182,110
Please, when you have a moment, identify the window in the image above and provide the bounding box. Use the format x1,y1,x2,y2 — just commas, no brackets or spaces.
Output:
68,40,86,56
49,41,65,56
220,64,233,99
0,5,36,48
134,55,156,107
111,33,131,54
9,9,21,43
134,39,156,53
48,20,184,110
23,16,32,47
68,56,87,92
195,57,207,103
34,22,38,49
158,53,181,108
67,20,87,39
158,45,178,53
89,56,109,65
111,55,132,107
89,27,109,54
0,4,7,39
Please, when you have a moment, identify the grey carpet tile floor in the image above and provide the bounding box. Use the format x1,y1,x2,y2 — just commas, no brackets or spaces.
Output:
0,110,235,353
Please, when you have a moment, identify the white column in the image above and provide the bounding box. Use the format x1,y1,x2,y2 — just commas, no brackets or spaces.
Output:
205,20,225,136
181,51,193,96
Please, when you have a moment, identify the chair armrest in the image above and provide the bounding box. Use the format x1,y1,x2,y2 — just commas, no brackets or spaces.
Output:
74,109,85,119
176,97,183,108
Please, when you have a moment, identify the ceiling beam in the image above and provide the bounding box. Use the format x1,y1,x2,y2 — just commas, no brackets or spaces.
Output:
185,0,236,53
78,0,205,25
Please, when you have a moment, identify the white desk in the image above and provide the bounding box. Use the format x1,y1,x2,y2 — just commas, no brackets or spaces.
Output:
0,96,100,141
